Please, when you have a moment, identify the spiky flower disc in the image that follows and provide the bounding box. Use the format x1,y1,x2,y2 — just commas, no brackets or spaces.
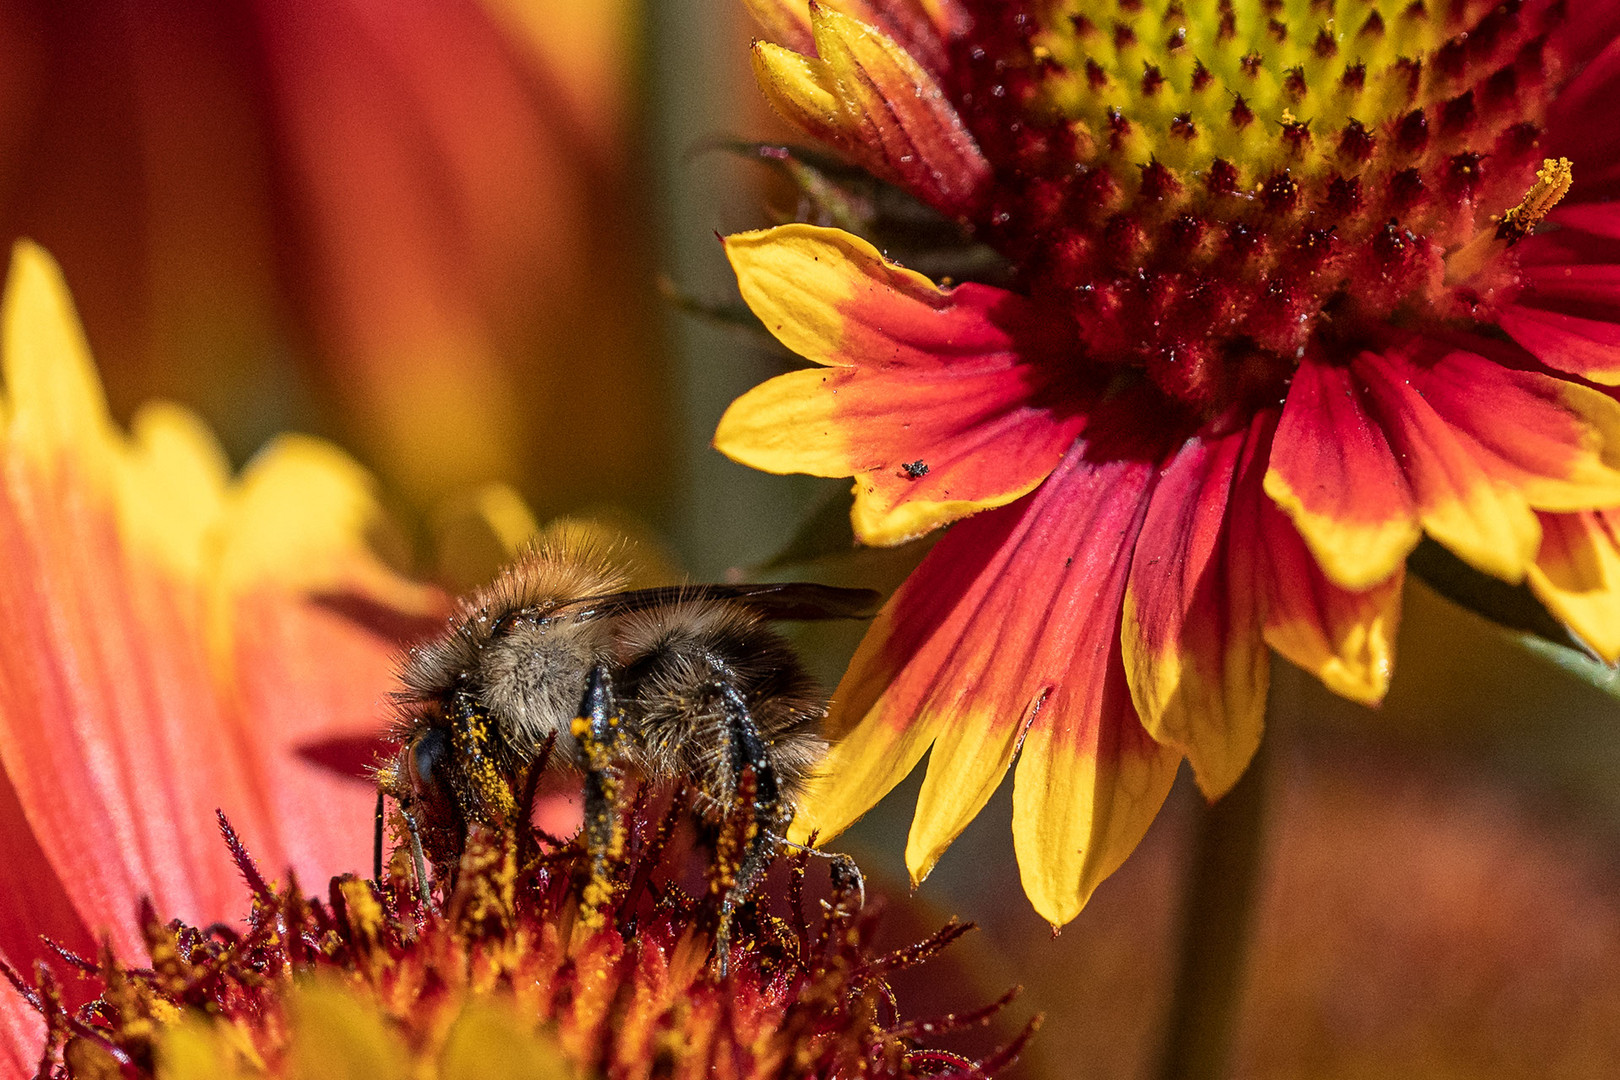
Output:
11,801,1033,1080
959,0,1566,412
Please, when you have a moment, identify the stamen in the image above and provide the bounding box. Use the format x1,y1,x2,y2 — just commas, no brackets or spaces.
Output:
1446,157,1572,284
1496,156,1574,244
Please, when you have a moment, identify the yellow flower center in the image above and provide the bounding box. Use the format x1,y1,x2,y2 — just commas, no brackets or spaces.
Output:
947,0,1570,416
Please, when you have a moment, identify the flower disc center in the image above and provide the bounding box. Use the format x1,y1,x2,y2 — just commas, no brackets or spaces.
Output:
950,0,1567,414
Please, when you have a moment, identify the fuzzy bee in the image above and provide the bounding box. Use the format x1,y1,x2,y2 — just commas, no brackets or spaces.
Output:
376,534,878,938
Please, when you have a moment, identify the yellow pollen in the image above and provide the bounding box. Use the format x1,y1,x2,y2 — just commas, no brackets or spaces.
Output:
1446,158,1574,285
1496,157,1574,244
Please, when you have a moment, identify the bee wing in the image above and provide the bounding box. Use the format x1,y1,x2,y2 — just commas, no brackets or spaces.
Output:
562,583,883,621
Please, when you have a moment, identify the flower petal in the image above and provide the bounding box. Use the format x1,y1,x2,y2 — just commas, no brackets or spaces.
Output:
1352,348,1542,583
750,5,990,216
1267,341,1620,591
1007,400,1183,925
1123,422,1268,800
1265,356,1420,591
718,226,1084,545
0,762,94,997
0,243,242,956
795,391,1179,925
1014,639,1180,929
1499,242,1620,384
1544,34,1620,199
1527,509,1620,663
0,994,41,1080
211,436,446,890
1,241,116,470
1497,306,1620,386
744,0,963,75
1258,501,1401,706
1386,344,1620,514
0,242,442,1002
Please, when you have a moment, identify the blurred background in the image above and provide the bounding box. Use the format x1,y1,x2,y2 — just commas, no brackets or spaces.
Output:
4,1,1619,1076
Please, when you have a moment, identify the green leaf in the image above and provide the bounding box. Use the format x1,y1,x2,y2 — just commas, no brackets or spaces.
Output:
1512,634,1620,701
1407,537,1620,699
1405,538,1579,646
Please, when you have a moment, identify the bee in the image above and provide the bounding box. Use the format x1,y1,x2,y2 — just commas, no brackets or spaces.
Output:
375,534,879,941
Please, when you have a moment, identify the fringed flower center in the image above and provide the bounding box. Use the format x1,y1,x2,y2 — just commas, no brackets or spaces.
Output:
948,0,1570,415
12,800,1035,1080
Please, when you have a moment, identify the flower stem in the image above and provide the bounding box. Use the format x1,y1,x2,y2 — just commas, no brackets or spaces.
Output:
1153,722,1276,1080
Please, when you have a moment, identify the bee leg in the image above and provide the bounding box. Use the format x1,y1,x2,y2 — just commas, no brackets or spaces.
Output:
767,833,866,912
712,682,790,977
574,664,627,925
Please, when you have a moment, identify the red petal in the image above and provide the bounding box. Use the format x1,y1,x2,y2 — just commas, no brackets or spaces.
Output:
0,992,41,1080
1501,255,1620,384
750,6,991,216
718,226,1085,545
1352,348,1541,582
1378,342,1620,513
794,388,1179,925
1124,422,1268,799
1265,356,1420,590
1497,305,1620,385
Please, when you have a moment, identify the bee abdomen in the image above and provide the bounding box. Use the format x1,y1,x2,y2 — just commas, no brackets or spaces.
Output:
615,603,828,809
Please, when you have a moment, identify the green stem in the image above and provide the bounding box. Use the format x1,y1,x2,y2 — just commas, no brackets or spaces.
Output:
1154,722,1276,1080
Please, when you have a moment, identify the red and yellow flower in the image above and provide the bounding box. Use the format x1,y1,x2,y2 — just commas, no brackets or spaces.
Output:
0,240,445,1074
716,0,1620,925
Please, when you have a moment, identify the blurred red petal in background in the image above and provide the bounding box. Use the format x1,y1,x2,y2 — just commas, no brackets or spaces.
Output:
0,0,664,511
0,242,447,1075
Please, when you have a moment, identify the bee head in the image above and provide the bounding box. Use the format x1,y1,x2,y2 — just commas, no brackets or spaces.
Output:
388,684,532,872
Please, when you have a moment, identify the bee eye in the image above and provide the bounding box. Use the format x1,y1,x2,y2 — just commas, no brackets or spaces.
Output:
408,727,451,797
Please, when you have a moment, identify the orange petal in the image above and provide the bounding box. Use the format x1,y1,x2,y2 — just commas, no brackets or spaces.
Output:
750,5,990,215
718,225,1084,545
1123,422,1268,800
1527,509,1620,663
1265,355,1421,591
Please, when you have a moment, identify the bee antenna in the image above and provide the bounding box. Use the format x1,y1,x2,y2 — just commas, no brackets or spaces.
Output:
374,789,386,882
769,832,865,912
398,805,433,907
